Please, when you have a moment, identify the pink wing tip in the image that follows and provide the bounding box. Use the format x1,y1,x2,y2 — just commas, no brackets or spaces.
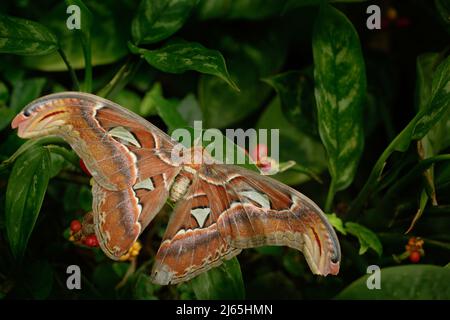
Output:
11,113,26,130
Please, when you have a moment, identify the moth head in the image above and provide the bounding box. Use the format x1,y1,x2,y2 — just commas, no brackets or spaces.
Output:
11,96,73,138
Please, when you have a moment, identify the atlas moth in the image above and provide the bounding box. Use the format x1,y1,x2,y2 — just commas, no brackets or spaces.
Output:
11,92,341,285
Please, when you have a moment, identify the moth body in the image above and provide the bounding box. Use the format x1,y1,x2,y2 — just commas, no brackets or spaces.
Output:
169,173,192,202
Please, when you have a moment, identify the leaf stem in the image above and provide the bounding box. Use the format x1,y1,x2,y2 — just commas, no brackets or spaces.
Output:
44,145,79,167
80,34,92,93
97,56,141,99
58,48,80,91
384,154,450,204
348,116,419,217
325,181,335,212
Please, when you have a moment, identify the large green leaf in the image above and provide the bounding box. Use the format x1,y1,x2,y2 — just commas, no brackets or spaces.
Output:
24,260,54,300
336,265,450,299
196,0,285,20
412,54,450,140
130,41,237,90
23,0,132,71
263,70,318,138
131,0,199,45
190,257,245,299
199,32,287,128
10,78,46,112
0,14,58,55
435,0,450,35
409,53,450,228
5,146,51,259
0,77,46,131
349,54,450,215
312,4,366,192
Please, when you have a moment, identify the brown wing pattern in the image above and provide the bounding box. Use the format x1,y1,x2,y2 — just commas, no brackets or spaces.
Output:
12,91,341,284
152,172,241,285
11,92,180,259
151,164,340,285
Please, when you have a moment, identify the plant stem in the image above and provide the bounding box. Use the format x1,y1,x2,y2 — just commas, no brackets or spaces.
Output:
385,154,450,202
348,116,418,217
44,145,79,167
325,181,335,212
97,56,141,99
58,48,80,91
80,35,92,93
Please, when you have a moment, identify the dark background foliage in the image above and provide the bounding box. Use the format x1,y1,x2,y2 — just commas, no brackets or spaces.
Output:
0,0,449,300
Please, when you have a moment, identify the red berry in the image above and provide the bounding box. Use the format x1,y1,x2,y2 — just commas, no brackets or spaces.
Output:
79,159,91,176
409,251,420,263
250,144,268,162
396,17,411,28
381,17,391,29
70,220,82,233
84,235,99,247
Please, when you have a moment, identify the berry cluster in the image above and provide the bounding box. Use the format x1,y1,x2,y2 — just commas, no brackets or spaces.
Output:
68,219,99,248
405,237,424,263
393,237,425,264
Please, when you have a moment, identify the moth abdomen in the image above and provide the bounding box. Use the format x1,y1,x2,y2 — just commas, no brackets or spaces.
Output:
169,173,191,203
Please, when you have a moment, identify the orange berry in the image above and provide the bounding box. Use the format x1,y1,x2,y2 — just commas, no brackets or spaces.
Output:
386,7,398,20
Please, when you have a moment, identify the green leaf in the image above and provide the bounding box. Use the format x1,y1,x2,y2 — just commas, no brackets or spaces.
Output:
144,83,187,132
130,41,238,91
0,78,47,131
131,0,199,45
415,53,450,158
5,146,51,259
0,14,58,55
263,70,318,137
111,89,142,114
10,77,46,112
406,189,429,234
0,81,9,105
336,265,450,299
197,0,285,20
129,273,159,300
345,222,382,256
256,97,327,185
139,83,166,116
350,54,450,215
412,55,450,140
93,262,128,298
326,213,347,235
23,0,132,71
0,108,15,131
24,260,54,300
312,4,366,191
191,257,245,299
177,93,203,125
435,0,450,35
199,31,287,128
